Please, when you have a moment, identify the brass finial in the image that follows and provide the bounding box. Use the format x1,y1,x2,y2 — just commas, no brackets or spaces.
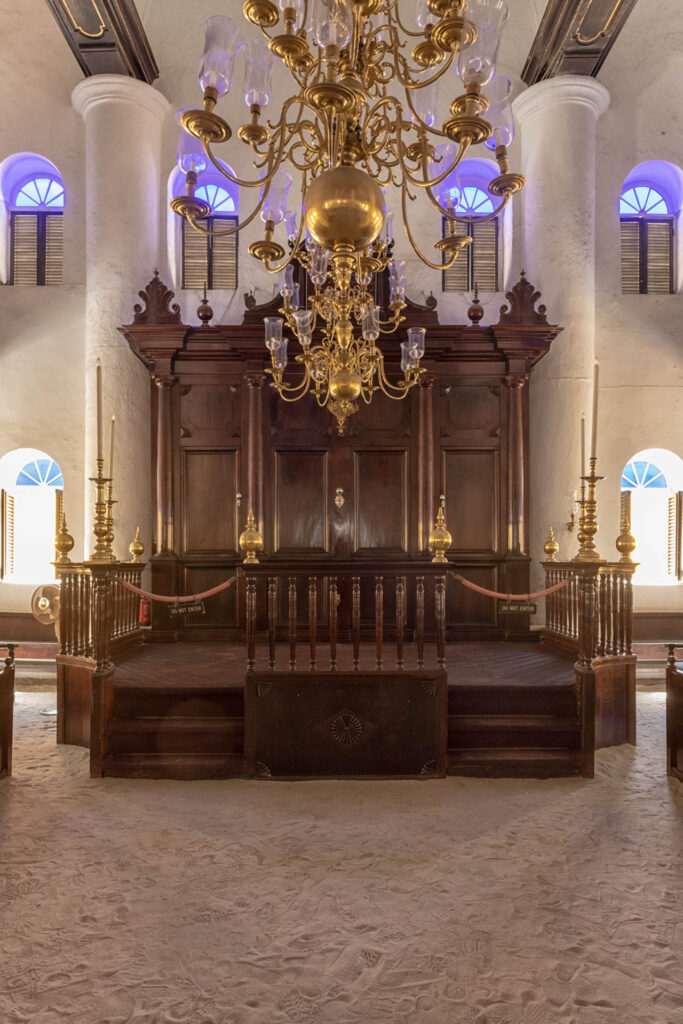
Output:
129,527,144,564
574,456,603,563
197,281,213,326
429,495,452,563
239,508,264,564
467,283,484,326
55,513,74,564
616,491,636,564
543,525,559,562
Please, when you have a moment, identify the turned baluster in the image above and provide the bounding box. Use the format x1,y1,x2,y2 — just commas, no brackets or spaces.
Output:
560,569,568,637
267,577,277,671
396,576,406,669
597,571,607,657
84,573,94,659
624,569,634,656
375,575,384,670
62,572,73,656
352,576,361,671
329,577,338,671
288,577,297,671
614,571,624,656
435,574,446,670
416,575,425,669
246,575,257,672
308,576,317,671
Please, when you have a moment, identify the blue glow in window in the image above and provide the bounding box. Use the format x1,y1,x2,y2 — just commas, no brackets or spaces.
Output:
16,458,64,487
14,176,65,209
195,184,236,214
619,185,669,216
457,185,495,217
621,460,667,489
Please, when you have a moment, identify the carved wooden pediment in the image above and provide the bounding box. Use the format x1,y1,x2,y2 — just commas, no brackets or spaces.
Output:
130,270,182,326
497,271,552,327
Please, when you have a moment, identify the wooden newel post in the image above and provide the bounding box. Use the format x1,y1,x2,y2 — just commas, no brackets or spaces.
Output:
89,565,115,778
575,564,599,778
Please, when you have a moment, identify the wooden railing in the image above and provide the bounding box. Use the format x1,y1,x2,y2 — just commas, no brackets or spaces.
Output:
0,642,17,778
241,561,449,673
542,561,635,660
57,561,145,663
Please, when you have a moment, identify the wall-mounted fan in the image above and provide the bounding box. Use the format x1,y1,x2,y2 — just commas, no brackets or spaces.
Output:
31,584,61,638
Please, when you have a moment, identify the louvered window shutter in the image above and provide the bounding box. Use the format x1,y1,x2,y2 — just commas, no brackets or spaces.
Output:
620,220,640,294
1,491,15,580
442,218,497,292
211,216,238,289
668,494,677,577
11,213,38,285
646,220,673,294
471,220,498,292
182,218,209,289
45,214,63,285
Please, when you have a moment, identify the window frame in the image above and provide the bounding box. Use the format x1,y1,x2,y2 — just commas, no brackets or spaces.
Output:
441,214,499,293
9,209,63,286
181,213,239,291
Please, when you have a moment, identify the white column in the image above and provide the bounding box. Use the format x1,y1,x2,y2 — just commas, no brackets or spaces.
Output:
73,75,170,561
513,76,609,583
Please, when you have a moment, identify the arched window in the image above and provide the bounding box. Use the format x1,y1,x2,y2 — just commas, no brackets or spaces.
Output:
0,448,64,584
10,171,64,286
620,181,673,294
621,448,683,585
181,180,238,290
442,176,498,293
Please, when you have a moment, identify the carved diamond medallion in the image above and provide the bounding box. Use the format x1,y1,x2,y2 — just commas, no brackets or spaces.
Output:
315,708,376,747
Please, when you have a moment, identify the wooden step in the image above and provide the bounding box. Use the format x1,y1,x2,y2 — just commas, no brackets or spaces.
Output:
100,752,246,780
448,713,580,750
108,716,243,756
112,685,243,719
447,747,583,778
449,684,577,717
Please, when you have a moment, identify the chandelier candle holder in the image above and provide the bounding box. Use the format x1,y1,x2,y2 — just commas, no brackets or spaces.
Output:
172,0,524,431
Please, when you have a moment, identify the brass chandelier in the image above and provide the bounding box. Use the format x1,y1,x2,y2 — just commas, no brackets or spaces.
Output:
172,0,524,432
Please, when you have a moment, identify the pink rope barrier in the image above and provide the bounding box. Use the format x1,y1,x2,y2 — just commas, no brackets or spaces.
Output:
115,575,238,604
450,572,570,602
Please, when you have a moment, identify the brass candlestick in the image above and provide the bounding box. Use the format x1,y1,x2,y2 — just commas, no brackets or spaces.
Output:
89,458,115,563
616,490,636,564
574,457,603,563
105,483,117,561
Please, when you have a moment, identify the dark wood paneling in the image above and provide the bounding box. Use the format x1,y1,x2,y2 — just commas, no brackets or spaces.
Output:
634,611,683,643
447,565,499,638
273,451,329,554
440,382,502,440
182,566,239,630
182,449,239,554
0,612,53,643
442,449,500,555
180,384,240,442
354,450,408,554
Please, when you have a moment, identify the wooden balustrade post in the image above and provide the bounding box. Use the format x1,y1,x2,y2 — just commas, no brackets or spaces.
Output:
435,574,446,670
416,575,425,669
417,376,436,553
352,576,360,671
329,578,338,671
246,574,257,672
575,564,599,778
505,373,528,554
396,576,406,669
267,577,277,671
375,575,384,670
623,567,634,656
244,372,266,540
308,577,317,671
288,577,297,671
88,565,115,778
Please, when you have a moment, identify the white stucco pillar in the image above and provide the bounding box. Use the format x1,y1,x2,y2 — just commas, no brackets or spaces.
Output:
513,76,610,586
73,75,170,561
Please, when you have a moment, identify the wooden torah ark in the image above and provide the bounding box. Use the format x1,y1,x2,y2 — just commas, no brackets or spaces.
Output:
120,270,561,643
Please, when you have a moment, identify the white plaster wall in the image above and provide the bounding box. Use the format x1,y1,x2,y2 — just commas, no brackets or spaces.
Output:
0,0,85,613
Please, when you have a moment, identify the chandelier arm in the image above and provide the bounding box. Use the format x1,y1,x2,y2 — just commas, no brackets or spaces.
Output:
186,186,270,236
386,1,427,40
374,355,414,399
393,49,456,90
400,136,471,190
400,183,465,271
263,196,309,275
202,136,278,188
269,363,313,400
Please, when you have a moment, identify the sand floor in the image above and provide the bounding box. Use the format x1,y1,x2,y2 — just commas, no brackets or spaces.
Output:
1,691,682,1024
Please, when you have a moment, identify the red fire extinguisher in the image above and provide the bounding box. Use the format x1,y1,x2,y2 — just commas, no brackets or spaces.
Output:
139,599,151,625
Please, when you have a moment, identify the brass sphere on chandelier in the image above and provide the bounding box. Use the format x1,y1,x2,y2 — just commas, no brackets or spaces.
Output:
304,166,385,254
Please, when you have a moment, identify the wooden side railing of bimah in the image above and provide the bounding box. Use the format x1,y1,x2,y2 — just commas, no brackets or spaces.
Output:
541,560,636,749
0,642,18,779
56,561,145,750
665,645,683,782
240,561,449,673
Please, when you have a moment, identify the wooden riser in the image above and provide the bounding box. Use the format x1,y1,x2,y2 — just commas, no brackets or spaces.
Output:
99,753,246,780
448,714,580,750
447,748,583,778
108,716,243,756
448,684,578,717
112,686,243,719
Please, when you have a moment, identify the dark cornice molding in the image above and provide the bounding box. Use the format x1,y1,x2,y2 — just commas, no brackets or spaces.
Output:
45,0,158,83
522,0,639,85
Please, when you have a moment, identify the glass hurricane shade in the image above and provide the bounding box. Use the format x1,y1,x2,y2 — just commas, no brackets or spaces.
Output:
279,0,305,29
381,211,394,244
457,1,509,88
431,142,460,211
242,39,274,107
400,341,419,372
284,209,298,240
198,16,242,96
310,245,330,285
176,117,208,175
362,305,381,342
410,76,440,128
261,167,293,224
483,75,514,149
264,316,283,351
292,308,313,345
407,327,426,359
312,0,353,49
415,0,433,29
280,264,296,296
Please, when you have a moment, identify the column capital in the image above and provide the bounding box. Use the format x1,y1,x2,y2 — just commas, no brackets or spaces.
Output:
513,75,610,125
72,74,170,122
504,373,529,390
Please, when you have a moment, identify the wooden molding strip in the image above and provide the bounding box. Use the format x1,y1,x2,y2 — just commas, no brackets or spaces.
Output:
45,0,159,83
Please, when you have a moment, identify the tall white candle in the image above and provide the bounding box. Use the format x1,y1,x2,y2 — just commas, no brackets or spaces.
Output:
108,416,115,481
96,361,103,462
590,359,599,460
580,413,585,478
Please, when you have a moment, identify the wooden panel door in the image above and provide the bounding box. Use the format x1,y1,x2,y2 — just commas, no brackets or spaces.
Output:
353,449,409,555
182,449,240,555
442,448,500,556
272,450,330,555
